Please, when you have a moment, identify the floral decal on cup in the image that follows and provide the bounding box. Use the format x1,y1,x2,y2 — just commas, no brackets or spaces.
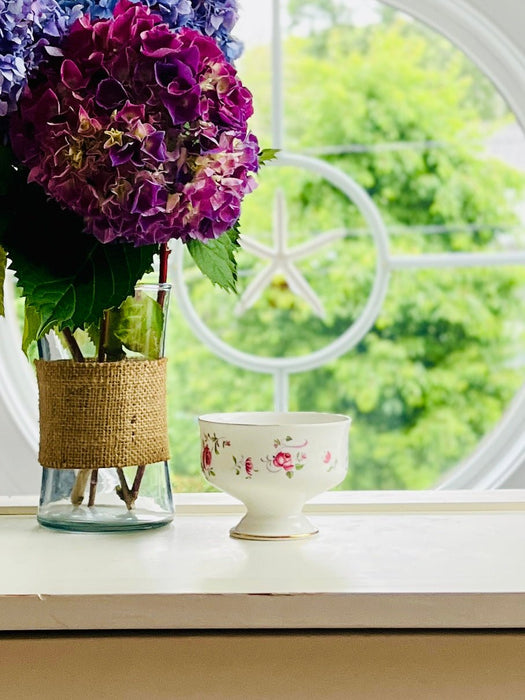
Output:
273,451,295,471
233,455,257,479
262,436,308,479
200,432,231,478
225,436,339,481
201,443,213,476
323,450,338,472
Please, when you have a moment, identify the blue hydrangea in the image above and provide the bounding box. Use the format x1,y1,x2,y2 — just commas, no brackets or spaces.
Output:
0,54,25,116
0,0,70,115
139,0,194,26
57,0,123,20
192,0,237,35
190,0,243,61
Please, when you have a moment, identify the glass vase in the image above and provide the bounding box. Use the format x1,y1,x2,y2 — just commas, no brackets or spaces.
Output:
36,283,174,532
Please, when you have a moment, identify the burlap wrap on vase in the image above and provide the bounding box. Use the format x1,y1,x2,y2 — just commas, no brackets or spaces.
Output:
35,358,170,469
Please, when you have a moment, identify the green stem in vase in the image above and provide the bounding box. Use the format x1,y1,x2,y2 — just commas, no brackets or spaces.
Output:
98,311,108,362
123,243,171,508
76,315,109,509
97,309,133,508
61,327,93,505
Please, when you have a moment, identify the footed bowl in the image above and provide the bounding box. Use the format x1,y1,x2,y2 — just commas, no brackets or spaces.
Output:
198,411,351,540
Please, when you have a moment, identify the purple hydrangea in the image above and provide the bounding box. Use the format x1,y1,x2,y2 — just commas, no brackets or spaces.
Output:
10,0,259,246
57,0,242,61
0,0,71,115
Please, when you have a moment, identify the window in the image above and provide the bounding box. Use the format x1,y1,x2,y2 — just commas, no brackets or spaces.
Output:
2,0,525,496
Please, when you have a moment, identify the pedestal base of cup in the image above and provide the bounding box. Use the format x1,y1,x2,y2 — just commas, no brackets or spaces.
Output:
229,511,319,541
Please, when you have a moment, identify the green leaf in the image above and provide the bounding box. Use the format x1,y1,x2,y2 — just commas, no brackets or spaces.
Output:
0,160,156,344
28,242,154,338
187,226,240,293
109,292,164,360
22,303,43,357
30,280,77,337
0,245,6,317
286,471,294,479
258,148,279,166
295,463,304,470
86,322,101,354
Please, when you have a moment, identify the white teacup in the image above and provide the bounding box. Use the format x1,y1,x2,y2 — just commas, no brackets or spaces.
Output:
198,411,351,540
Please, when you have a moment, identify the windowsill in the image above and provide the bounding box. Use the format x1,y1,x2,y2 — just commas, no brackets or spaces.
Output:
2,490,525,632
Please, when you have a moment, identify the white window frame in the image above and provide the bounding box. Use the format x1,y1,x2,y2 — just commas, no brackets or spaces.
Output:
1,0,525,497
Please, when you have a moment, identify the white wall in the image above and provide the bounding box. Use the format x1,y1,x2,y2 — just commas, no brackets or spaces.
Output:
0,399,40,495
0,309,40,495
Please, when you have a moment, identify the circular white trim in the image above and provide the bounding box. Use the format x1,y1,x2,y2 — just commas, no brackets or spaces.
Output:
383,0,525,489
385,0,525,132
173,151,390,373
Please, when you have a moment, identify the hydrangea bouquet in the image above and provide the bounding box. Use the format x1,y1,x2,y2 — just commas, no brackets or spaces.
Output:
0,0,266,334
0,0,272,525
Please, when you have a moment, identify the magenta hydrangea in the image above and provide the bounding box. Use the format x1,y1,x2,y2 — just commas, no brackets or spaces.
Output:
9,0,259,246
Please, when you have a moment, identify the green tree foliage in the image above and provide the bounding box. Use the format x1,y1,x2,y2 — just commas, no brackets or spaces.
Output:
287,0,357,29
165,13,525,492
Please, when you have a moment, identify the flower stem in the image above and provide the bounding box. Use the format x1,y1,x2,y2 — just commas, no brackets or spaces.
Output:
125,243,170,508
71,470,90,505
88,470,98,506
61,328,91,505
157,242,170,307
98,312,108,362
116,468,133,510
130,465,146,506
63,327,84,363
159,242,170,286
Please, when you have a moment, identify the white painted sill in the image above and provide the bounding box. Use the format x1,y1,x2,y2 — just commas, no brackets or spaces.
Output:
1,490,525,632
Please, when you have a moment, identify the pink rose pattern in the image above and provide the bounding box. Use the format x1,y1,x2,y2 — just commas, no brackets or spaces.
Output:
272,452,294,471
244,458,254,477
233,454,257,478
200,432,231,478
262,438,306,479
202,434,337,481
202,444,212,470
